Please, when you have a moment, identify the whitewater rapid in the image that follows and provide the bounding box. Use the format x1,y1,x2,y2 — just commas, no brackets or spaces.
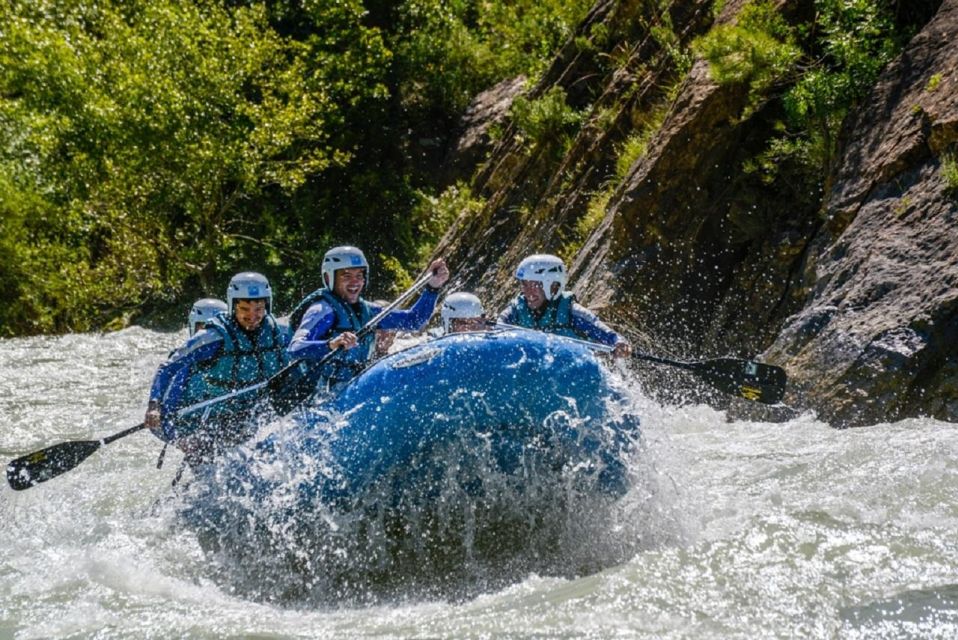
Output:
1,327,956,638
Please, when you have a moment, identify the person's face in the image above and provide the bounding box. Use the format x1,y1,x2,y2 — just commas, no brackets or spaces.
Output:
333,268,366,303
520,280,547,310
234,299,267,331
193,322,206,334
450,317,488,333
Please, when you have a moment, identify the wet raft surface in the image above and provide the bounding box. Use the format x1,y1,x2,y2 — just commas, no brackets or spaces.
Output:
180,330,642,603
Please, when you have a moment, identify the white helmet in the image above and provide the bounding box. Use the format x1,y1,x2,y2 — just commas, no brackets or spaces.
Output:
322,245,369,288
226,272,273,312
188,298,228,336
515,254,567,300
441,292,485,333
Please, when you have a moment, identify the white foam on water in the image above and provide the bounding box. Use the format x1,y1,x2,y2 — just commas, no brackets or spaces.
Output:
1,329,956,638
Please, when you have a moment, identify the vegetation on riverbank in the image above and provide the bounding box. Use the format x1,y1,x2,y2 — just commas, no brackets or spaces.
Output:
0,0,923,336
0,0,591,335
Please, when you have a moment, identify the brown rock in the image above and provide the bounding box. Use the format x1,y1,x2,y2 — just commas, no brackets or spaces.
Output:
434,0,957,426
440,76,527,187
766,0,958,426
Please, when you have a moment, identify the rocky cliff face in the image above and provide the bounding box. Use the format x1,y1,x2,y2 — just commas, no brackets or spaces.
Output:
764,0,958,425
436,0,956,427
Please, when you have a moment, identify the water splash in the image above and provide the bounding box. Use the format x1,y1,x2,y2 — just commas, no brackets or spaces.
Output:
170,400,669,605
163,334,686,605
5,329,956,637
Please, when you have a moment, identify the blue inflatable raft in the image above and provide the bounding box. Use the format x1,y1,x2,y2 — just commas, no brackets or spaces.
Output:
179,329,641,601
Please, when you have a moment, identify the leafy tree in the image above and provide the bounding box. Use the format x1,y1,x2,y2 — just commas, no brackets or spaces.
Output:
0,0,593,335
0,0,388,333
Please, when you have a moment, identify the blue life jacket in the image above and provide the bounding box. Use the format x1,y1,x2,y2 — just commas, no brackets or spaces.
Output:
509,292,578,338
160,313,287,458
180,312,289,408
288,287,324,334
290,288,377,385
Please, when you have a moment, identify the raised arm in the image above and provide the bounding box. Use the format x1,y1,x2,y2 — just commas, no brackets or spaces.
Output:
376,288,440,332
376,258,449,332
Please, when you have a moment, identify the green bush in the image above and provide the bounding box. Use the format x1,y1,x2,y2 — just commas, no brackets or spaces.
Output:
0,0,585,335
728,1,905,193
410,183,485,260
693,0,801,98
615,103,671,181
649,8,695,79
388,0,593,134
0,0,391,332
511,86,584,152
942,152,958,194
781,0,900,172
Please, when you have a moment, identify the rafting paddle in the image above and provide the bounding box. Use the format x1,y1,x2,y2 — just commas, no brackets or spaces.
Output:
174,268,437,421
6,270,438,491
6,422,147,491
495,323,787,405
627,351,787,405
264,269,436,415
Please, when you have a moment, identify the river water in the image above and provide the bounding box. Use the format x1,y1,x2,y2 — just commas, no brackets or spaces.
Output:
1,327,956,639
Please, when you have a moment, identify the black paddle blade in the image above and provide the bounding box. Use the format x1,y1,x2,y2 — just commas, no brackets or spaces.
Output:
694,358,787,405
6,440,102,490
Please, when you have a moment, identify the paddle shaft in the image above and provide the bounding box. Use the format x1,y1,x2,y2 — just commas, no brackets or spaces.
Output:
499,322,703,367
496,322,620,355
495,322,786,404
264,270,436,415
6,271,439,491
539,335,704,372
179,269,437,419
294,269,435,371
102,422,148,445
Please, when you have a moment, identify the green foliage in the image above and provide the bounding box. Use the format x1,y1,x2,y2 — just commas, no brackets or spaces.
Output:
615,103,670,181
377,254,414,296
649,9,695,79
588,22,611,51
410,183,485,259
559,96,669,263
785,2,898,147
767,0,902,181
616,135,650,181
2,0,914,336
389,0,593,121
471,0,596,80
560,187,611,263
693,0,801,97
0,0,389,333
926,74,943,92
711,0,728,19
715,0,906,206
510,86,584,152
0,0,583,335
743,133,806,181
942,152,958,194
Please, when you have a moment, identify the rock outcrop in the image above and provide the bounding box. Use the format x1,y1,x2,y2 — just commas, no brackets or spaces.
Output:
435,0,956,426
439,75,527,188
764,0,958,425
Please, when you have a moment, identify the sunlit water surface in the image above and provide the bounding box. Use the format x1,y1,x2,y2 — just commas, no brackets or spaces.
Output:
1,328,956,639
